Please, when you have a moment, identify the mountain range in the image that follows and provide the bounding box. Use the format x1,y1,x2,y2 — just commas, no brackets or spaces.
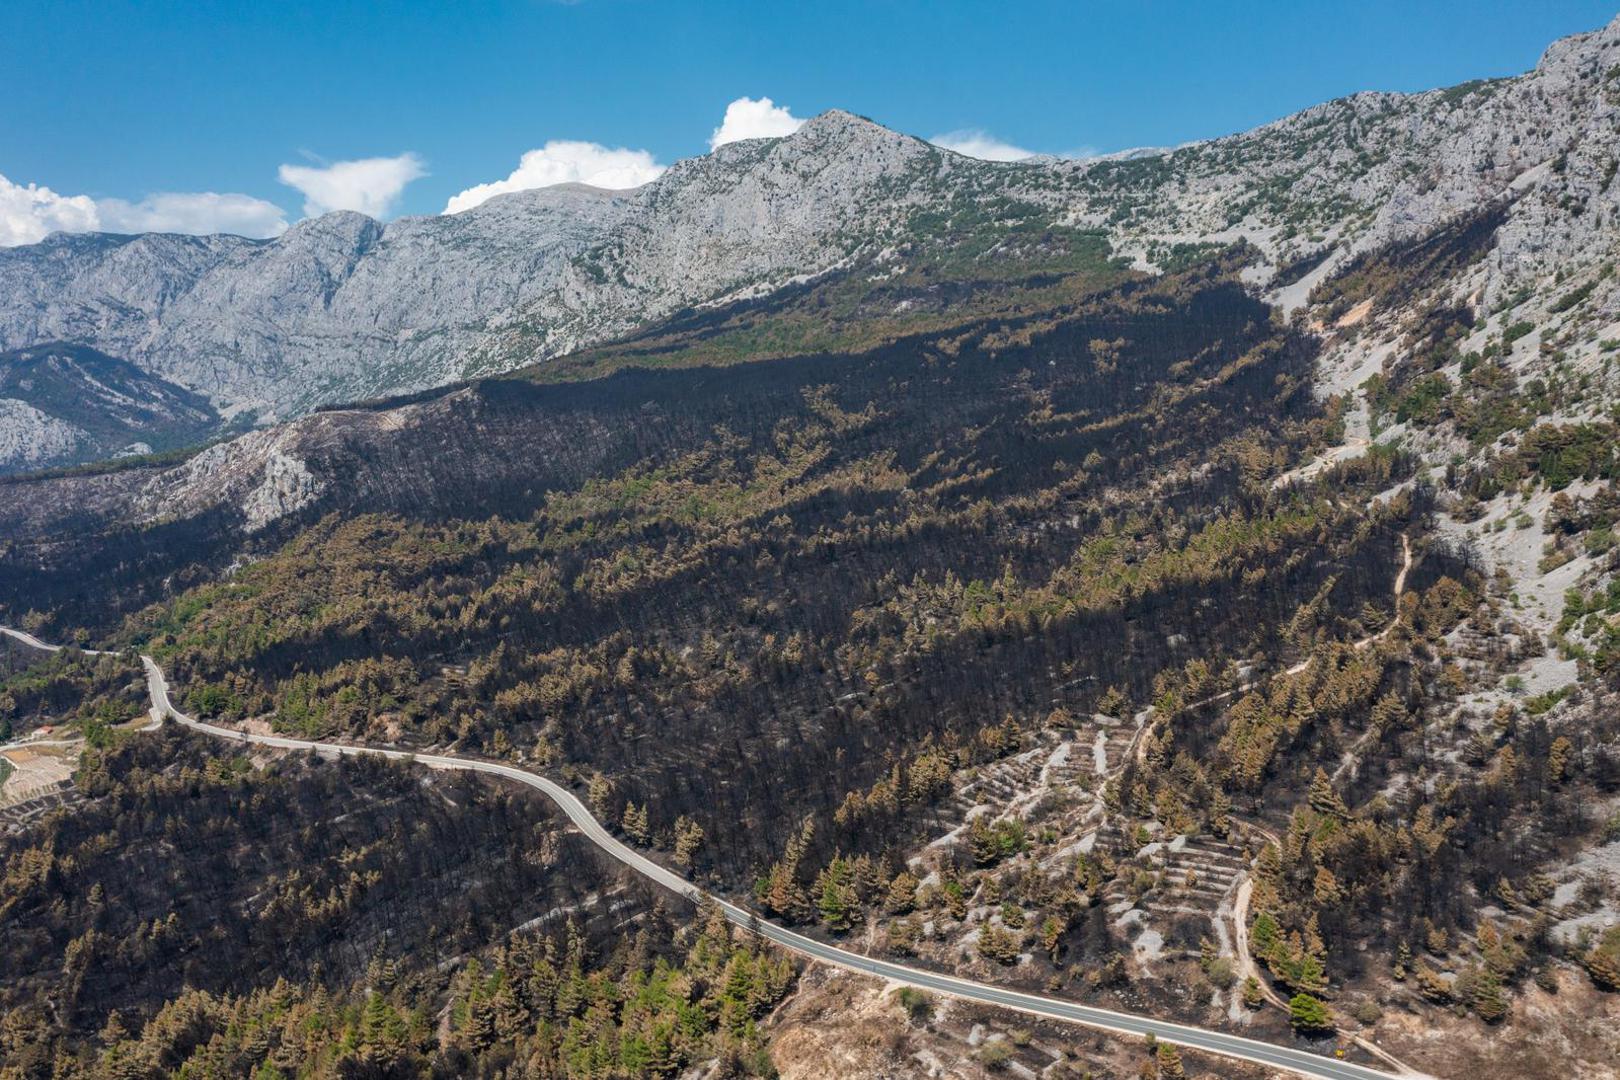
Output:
3,15,1619,473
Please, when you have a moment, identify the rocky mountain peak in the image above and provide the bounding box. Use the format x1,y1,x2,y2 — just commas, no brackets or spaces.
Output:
773,108,937,178
278,209,384,256
791,108,914,147
1534,11,1620,76
447,179,632,221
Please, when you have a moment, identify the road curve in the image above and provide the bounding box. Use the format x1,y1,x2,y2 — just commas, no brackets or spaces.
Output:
0,626,83,653
1,626,1409,1080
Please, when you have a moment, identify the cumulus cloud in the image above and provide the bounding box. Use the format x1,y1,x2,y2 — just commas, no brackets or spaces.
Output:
929,129,1037,162
445,141,664,214
277,152,426,218
931,130,1101,162
709,96,805,150
98,192,288,237
0,171,288,246
0,173,100,246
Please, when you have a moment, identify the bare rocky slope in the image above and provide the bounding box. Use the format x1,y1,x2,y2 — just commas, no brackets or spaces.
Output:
0,343,220,470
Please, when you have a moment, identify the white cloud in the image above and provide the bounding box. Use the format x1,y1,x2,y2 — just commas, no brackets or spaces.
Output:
0,171,288,246
98,192,287,238
445,141,664,214
709,96,805,150
0,173,99,246
931,130,1101,162
929,129,1037,162
277,152,426,218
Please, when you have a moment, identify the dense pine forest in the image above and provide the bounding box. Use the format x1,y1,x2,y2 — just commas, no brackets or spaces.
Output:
0,643,145,744
1,729,791,1079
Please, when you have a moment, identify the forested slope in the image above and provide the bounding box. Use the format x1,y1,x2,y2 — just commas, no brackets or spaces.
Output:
1,728,792,1079
8,20,1620,1068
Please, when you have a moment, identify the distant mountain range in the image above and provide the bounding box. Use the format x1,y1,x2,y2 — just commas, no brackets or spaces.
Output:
0,343,219,470
2,15,1618,472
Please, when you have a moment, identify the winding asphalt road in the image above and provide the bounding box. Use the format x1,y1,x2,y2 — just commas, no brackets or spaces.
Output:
0,625,1413,1080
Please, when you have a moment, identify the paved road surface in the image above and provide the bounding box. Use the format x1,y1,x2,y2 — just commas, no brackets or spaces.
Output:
0,626,1414,1080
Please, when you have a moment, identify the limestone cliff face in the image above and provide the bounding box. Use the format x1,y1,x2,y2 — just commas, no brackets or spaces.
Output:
0,185,631,427
1059,14,1620,301
0,400,80,468
501,111,953,361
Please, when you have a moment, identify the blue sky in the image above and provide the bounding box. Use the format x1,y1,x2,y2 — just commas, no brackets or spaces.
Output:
1,0,1616,241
